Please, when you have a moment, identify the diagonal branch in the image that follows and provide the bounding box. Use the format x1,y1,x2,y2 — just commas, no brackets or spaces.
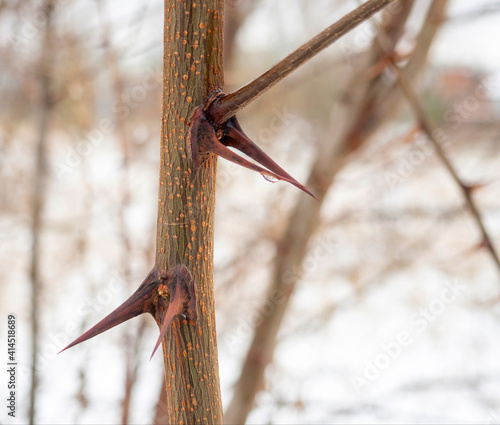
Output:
224,2,420,423
379,40,500,275
209,0,399,124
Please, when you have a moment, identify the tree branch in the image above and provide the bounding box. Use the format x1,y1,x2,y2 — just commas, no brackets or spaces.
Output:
209,0,399,124
378,38,500,275
224,2,418,423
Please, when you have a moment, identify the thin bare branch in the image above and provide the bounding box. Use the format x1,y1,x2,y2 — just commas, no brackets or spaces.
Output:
224,2,418,423
210,0,398,124
378,41,500,276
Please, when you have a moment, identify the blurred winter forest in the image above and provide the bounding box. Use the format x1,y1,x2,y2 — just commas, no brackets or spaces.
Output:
1,0,500,423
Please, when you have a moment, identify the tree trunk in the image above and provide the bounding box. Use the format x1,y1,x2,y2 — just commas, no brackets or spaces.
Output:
155,1,224,423
60,1,417,422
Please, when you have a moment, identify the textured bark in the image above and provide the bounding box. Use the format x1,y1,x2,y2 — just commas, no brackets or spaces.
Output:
155,1,224,423
224,1,454,423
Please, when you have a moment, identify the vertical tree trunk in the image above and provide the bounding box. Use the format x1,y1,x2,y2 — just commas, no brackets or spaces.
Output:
156,1,224,423
30,1,54,423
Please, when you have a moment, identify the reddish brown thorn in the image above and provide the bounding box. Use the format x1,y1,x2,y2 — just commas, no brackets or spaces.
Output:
59,268,159,354
188,106,316,199
150,266,196,359
223,117,317,199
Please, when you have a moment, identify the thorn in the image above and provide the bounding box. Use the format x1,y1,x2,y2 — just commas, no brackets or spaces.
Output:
190,109,290,183
149,292,184,360
188,106,316,199
150,266,196,359
59,268,158,354
223,117,317,199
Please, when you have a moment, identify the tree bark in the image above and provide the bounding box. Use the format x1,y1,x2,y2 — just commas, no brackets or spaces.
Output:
155,1,224,423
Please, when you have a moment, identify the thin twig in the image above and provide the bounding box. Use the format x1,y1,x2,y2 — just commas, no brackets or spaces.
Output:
210,0,398,124
224,3,416,423
378,38,500,275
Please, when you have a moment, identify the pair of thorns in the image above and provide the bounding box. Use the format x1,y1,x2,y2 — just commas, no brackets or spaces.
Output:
60,93,315,359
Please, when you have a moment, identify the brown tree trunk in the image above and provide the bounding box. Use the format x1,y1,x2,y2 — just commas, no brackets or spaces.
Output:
155,1,224,423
